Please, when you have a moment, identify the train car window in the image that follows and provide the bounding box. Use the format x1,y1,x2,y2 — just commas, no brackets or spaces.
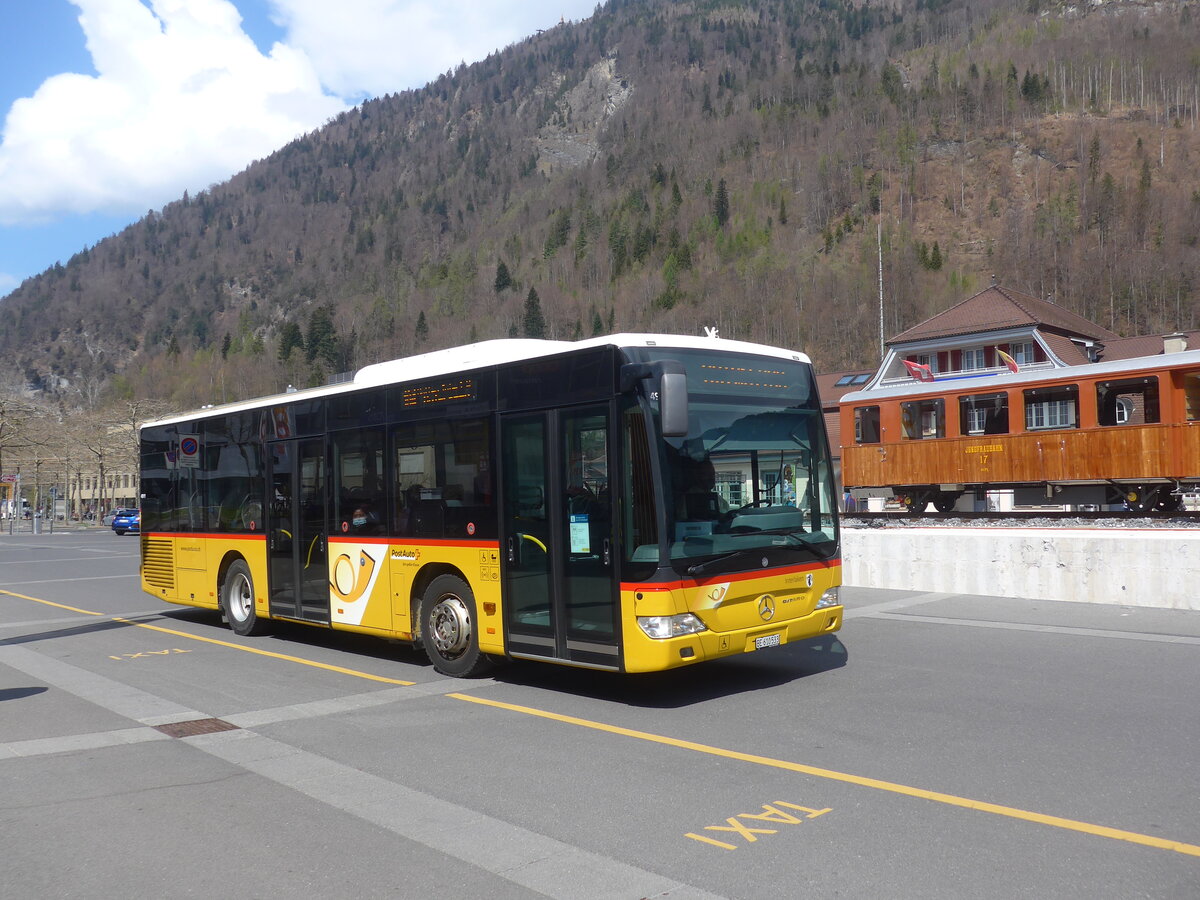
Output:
854,406,881,444
1096,377,1159,427
1023,385,1079,430
900,398,944,440
959,393,1009,435
1186,374,1200,421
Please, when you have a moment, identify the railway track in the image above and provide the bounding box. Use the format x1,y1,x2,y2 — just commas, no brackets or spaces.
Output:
843,509,1200,526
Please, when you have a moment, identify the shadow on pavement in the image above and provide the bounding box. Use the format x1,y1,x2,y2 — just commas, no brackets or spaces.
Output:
489,635,848,708
147,608,848,708
0,686,48,701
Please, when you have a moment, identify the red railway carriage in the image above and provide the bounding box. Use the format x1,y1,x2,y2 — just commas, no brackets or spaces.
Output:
841,348,1200,513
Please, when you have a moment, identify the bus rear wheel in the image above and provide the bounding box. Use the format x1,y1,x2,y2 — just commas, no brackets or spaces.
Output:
222,559,270,636
420,574,492,678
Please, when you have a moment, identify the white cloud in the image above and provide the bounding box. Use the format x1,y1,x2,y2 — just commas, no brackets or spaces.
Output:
268,0,592,100
0,0,345,225
0,0,597,229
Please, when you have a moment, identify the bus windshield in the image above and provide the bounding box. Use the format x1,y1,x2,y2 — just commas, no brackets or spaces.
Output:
627,348,838,569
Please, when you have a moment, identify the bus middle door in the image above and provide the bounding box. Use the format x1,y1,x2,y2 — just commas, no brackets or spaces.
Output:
500,405,620,669
266,437,330,623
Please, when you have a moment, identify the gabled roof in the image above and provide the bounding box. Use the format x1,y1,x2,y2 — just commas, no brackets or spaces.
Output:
888,285,1120,345
1039,332,1091,366
1098,330,1200,362
816,370,875,408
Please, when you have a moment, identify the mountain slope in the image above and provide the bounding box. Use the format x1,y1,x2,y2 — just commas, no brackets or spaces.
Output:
2,0,1198,408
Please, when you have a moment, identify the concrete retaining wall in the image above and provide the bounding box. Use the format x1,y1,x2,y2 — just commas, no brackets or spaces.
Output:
842,527,1199,611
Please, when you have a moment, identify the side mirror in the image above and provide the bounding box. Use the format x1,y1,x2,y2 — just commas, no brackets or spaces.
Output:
621,361,689,437
659,371,689,437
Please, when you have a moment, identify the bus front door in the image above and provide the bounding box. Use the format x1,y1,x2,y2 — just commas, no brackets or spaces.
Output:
501,405,620,669
266,438,329,623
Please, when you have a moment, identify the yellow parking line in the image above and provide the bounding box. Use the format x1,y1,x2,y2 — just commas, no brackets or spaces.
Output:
0,588,102,617
449,693,1200,859
0,588,413,686
112,619,416,686
10,585,1197,858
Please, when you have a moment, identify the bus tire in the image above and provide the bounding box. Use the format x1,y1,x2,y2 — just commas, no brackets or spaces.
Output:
419,574,492,678
222,559,270,636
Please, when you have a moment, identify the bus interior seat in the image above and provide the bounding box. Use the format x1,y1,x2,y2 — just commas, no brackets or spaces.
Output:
518,485,544,518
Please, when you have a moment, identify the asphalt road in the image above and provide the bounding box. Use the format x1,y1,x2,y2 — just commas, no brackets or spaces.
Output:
2,529,1197,898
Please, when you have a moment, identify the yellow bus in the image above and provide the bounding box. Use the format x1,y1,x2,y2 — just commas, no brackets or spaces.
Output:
139,334,842,675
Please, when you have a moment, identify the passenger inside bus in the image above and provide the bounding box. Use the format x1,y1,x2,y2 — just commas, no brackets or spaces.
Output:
396,484,424,535
351,503,380,534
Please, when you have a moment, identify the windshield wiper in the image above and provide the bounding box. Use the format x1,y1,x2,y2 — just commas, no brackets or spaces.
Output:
757,530,831,558
685,534,829,577
686,549,759,578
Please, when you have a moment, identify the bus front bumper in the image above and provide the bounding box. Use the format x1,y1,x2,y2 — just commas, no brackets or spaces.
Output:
622,605,843,673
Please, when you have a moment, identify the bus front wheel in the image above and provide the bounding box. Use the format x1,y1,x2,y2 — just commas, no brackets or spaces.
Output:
222,559,270,636
420,574,492,678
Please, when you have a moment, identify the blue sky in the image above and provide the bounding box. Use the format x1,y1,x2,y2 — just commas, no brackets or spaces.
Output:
0,0,598,298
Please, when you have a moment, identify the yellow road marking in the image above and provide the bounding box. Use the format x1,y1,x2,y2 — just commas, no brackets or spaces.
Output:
8,586,1198,857
0,588,101,616
685,833,737,850
448,693,1200,859
0,588,413,686
111,618,416,686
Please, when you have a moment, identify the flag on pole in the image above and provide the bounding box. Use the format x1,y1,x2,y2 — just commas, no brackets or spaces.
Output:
902,359,935,382
996,348,1020,373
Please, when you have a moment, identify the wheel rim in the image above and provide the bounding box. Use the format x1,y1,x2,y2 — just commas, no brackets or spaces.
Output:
429,594,471,660
227,572,252,622
1125,487,1155,512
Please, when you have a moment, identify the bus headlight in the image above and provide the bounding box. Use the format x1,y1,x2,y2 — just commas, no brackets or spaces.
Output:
637,613,708,639
815,587,840,609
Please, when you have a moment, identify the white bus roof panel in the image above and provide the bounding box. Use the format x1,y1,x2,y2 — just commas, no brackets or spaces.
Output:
145,334,814,428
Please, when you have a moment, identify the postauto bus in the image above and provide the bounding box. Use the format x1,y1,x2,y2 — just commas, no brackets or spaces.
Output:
139,334,842,675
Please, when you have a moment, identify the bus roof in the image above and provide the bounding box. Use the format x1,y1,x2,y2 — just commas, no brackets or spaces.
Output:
144,333,814,428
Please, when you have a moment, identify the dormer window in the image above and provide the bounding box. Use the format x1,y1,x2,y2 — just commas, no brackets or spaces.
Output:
961,348,986,371
1010,342,1035,365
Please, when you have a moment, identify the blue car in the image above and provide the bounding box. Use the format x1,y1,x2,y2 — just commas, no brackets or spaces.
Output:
111,508,140,535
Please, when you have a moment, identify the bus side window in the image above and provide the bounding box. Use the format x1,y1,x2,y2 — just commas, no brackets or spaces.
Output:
331,427,385,535
391,417,494,539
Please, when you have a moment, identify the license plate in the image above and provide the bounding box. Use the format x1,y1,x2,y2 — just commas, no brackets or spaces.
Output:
754,633,781,650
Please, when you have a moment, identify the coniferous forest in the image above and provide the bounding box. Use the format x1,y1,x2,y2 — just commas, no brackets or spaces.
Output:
2,0,1199,413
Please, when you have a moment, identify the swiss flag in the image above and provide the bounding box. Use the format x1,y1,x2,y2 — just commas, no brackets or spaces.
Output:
902,359,935,382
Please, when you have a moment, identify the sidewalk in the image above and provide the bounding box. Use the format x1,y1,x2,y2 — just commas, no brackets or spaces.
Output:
0,520,112,536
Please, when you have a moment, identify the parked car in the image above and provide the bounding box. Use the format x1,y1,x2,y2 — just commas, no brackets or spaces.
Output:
102,509,120,526
111,508,140,535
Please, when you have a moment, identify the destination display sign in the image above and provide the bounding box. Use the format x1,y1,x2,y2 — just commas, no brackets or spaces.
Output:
401,378,476,407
